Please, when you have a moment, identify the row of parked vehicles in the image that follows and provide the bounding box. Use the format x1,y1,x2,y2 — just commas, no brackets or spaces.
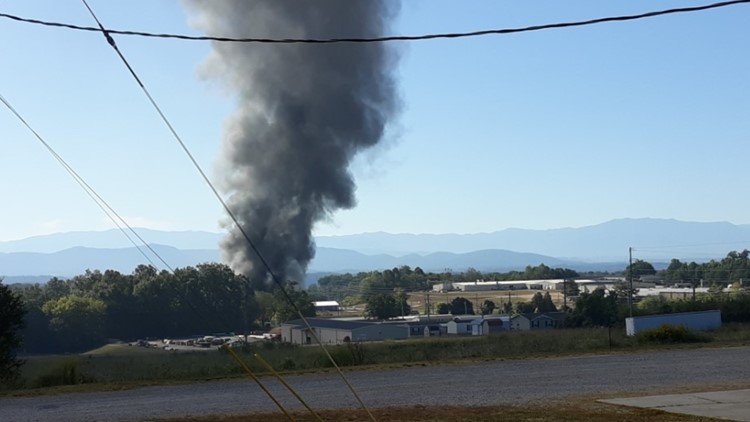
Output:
163,335,243,348
131,332,278,351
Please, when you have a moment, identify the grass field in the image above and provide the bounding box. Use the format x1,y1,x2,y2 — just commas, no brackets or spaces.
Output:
6,322,750,396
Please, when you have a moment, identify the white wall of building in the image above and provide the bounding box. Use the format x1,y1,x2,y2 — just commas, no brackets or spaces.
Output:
625,310,721,336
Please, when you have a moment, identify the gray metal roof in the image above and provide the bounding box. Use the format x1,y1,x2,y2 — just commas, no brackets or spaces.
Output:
513,312,568,322
282,318,373,330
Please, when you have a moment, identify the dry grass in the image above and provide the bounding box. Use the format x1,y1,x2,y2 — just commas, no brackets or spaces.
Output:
153,401,722,422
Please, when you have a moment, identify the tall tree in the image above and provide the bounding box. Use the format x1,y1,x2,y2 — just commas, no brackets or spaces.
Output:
613,281,638,305
436,302,452,314
569,288,619,327
625,259,656,280
450,297,474,315
42,295,107,352
364,293,407,320
541,292,557,312
1,280,26,383
480,299,496,315
562,279,580,297
272,282,315,323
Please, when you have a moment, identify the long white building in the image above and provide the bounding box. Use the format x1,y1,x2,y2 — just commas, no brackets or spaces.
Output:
433,278,623,293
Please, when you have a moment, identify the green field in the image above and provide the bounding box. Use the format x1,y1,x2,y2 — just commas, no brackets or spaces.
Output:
5,323,750,396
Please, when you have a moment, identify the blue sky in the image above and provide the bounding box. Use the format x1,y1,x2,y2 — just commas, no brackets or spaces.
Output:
1,0,748,241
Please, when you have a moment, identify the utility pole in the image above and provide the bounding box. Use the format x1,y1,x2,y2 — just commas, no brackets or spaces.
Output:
508,290,512,313
628,247,633,318
692,267,697,301
426,292,431,322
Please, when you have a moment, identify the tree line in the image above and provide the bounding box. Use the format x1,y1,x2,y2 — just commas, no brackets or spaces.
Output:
4,249,750,378
660,250,750,286
311,263,581,305
7,264,313,355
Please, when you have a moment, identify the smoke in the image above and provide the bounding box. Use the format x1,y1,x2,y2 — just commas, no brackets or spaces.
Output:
185,1,400,285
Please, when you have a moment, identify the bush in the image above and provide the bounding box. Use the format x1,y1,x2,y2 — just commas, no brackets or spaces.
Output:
280,357,296,370
636,324,710,344
31,358,96,388
326,342,369,367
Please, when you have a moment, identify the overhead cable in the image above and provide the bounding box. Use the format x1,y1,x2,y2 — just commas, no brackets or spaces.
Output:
0,0,746,44
2,90,266,350
0,93,170,272
79,1,376,420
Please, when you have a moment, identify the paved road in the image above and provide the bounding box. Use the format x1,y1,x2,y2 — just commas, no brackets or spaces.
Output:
3,346,750,422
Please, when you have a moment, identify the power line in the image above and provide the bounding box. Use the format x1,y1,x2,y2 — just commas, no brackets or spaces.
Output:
0,0,747,44
79,1,376,420
1,91,250,330
0,92,172,272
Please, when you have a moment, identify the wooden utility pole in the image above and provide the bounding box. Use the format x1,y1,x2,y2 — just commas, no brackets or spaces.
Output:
508,290,512,313
628,247,634,318
426,292,431,322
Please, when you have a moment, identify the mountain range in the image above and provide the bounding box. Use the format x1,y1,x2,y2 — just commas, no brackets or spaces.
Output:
316,219,750,260
1,218,748,283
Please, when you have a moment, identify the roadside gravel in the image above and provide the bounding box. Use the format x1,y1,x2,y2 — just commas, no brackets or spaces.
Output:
2,346,750,422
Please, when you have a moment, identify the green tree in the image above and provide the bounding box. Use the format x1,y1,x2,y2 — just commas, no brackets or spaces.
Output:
637,296,673,315
450,297,474,315
529,292,557,312
562,279,580,297
394,289,411,317
272,282,315,323
463,267,483,282
1,281,27,382
436,303,452,314
626,259,656,280
613,281,638,305
664,259,689,284
541,292,557,312
255,291,276,326
501,301,513,314
521,264,579,280
569,288,619,327
480,299,496,315
364,293,408,320
42,295,107,352
514,301,535,314
45,277,70,301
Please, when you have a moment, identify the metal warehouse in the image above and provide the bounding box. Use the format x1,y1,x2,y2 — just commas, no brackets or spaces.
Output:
281,318,410,345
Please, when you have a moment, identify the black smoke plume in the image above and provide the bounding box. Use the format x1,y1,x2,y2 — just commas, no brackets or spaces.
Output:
185,1,400,284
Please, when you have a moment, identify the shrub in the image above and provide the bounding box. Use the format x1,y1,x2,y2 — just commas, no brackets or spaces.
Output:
31,358,96,388
636,324,710,344
280,357,296,370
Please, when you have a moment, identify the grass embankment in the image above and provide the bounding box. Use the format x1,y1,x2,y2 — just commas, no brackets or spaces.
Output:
6,323,750,395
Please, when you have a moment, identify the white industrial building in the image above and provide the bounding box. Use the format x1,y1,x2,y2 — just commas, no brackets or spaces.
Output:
312,300,340,312
433,278,632,293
